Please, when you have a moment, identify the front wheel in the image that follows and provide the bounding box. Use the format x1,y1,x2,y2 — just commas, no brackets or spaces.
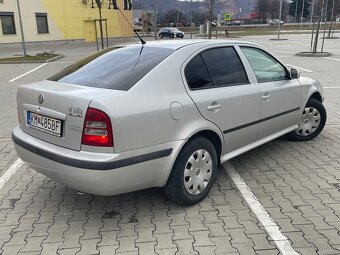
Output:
287,98,326,141
164,137,217,205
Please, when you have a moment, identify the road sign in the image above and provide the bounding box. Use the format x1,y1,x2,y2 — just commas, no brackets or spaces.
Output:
224,13,231,21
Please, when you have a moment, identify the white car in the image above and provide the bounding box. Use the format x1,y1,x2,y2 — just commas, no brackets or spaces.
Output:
13,40,326,205
269,19,284,25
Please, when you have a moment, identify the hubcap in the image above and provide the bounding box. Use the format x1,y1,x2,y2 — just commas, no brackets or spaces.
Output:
184,149,212,195
295,107,321,136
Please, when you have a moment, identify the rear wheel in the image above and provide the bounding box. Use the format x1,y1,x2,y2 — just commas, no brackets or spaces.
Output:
164,137,217,205
287,98,326,141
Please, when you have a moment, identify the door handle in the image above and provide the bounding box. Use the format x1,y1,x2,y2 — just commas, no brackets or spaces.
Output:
261,94,271,101
207,104,221,111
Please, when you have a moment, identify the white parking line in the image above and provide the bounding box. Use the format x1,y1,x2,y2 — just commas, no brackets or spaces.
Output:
224,162,298,255
0,158,23,191
286,64,313,73
324,86,340,89
9,63,47,82
324,57,340,62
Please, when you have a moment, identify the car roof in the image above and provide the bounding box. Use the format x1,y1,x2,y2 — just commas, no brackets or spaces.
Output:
118,40,261,51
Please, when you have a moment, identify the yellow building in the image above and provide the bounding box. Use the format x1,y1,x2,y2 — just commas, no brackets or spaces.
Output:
0,0,133,44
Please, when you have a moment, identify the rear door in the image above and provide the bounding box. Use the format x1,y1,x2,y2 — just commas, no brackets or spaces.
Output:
184,46,261,153
239,46,302,139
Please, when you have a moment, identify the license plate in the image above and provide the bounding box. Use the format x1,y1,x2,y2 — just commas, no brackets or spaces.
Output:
27,111,62,137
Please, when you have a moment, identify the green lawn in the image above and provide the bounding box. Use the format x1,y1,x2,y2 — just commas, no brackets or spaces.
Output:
0,53,60,62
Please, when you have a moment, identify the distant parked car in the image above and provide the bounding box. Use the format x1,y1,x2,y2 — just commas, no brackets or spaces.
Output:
159,27,184,39
227,20,241,26
269,19,284,25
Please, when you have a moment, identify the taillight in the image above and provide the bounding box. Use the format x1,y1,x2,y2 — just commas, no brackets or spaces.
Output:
81,108,113,147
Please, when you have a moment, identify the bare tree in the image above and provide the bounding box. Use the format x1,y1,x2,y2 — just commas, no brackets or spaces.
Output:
205,0,223,39
81,0,106,49
256,0,269,23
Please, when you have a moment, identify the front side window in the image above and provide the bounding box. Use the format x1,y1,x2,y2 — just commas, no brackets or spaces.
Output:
0,12,16,35
36,13,49,34
241,47,288,83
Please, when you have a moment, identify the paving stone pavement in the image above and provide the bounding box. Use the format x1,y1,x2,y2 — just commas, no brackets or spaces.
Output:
1,34,340,254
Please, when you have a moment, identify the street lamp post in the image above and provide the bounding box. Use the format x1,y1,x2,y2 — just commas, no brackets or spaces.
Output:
310,0,315,24
278,0,283,39
294,0,299,23
153,0,157,40
300,0,305,29
16,0,27,57
190,0,193,39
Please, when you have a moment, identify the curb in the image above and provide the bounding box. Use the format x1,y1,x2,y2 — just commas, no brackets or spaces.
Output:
0,54,65,64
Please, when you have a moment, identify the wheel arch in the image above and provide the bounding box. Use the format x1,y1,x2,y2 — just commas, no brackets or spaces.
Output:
309,91,322,102
189,130,223,161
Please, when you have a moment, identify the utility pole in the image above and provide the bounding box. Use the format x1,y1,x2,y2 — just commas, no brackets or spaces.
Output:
208,0,213,39
16,0,27,57
310,0,315,24
300,0,305,29
190,0,193,39
328,0,336,37
153,0,157,40
278,0,283,39
294,0,299,23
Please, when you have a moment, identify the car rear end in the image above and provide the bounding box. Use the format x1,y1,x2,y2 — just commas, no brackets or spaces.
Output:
12,45,182,195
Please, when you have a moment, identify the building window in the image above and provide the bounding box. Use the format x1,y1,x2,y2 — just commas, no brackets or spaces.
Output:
36,13,49,34
0,12,16,35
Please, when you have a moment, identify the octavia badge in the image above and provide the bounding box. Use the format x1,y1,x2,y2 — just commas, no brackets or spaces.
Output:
38,94,44,104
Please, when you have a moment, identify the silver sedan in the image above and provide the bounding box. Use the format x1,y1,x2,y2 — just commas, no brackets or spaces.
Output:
13,40,326,205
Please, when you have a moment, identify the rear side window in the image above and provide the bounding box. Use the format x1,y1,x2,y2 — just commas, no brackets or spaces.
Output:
185,47,248,90
48,46,174,91
185,55,212,89
201,47,248,87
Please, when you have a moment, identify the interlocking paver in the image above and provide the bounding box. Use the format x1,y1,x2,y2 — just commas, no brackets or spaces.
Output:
77,238,100,255
174,239,197,255
116,236,138,253
19,236,45,253
97,245,118,255
136,241,158,255
98,231,119,246
154,233,176,250
40,242,62,255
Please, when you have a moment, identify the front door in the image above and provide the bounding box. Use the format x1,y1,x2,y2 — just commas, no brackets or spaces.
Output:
240,47,302,139
184,46,261,153
83,20,96,43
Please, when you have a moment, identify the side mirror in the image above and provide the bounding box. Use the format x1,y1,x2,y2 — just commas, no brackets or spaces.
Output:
290,68,300,79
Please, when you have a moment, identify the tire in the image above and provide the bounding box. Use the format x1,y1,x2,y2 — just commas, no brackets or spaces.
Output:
160,34,163,38
287,98,326,141
170,34,174,38
164,137,218,205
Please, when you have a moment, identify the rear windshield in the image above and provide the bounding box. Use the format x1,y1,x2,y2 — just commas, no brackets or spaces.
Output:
48,46,174,91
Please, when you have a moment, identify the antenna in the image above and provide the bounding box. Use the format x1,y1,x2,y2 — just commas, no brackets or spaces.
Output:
117,7,146,45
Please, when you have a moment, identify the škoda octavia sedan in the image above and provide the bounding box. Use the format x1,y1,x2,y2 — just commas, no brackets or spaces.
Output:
13,40,326,205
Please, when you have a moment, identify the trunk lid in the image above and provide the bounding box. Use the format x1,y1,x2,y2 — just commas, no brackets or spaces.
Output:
17,80,124,151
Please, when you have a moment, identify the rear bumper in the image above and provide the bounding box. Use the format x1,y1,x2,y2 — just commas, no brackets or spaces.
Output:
12,126,185,196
